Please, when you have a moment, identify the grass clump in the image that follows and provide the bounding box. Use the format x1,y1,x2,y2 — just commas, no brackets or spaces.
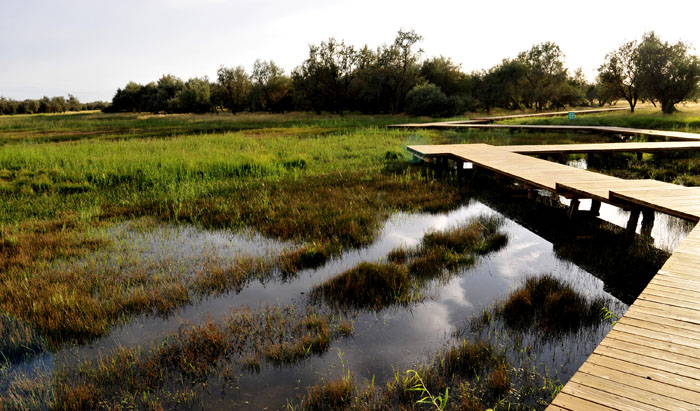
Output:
312,216,507,310
290,339,557,410
0,314,49,363
497,275,608,335
314,262,415,309
1,304,354,410
280,242,334,275
302,374,356,411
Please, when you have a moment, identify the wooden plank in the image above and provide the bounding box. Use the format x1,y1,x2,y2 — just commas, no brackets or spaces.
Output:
619,307,700,339
618,315,700,342
612,322,700,351
586,352,700,393
606,329,700,358
601,336,700,371
557,381,657,410
594,344,700,379
550,392,614,411
636,292,700,311
399,124,700,141
570,369,696,410
576,362,700,406
630,300,700,326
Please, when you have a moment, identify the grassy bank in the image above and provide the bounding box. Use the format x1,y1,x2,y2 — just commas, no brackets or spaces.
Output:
502,103,700,131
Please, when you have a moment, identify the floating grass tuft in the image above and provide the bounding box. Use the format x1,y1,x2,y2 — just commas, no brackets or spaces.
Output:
313,216,507,310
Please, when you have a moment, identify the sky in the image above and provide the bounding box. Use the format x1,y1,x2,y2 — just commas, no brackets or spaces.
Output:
1,0,699,102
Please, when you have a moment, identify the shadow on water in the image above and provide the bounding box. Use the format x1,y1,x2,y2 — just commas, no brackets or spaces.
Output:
2,166,693,408
461,170,691,305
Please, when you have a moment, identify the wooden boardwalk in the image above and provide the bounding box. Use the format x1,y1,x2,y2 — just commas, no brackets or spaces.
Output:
407,142,700,410
471,107,629,122
503,141,700,155
391,123,700,142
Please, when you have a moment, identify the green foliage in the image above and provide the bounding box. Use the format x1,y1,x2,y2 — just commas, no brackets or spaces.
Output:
636,31,700,114
517,42,577,110
598,40,640,111
215,65,251,113
251,59,292,112
292,38,358,114
475,59,528,112
169,77,213,114
405,83,454,116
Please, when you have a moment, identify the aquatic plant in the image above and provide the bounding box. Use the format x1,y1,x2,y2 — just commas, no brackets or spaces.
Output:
497,275,609,336
1,304,354,409
312,216,507,310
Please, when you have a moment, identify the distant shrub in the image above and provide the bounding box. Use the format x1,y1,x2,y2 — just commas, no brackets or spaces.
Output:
406,83,466,117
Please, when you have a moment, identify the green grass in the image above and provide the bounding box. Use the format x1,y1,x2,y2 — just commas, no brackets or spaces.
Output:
0,111,428,145
502,104,700,132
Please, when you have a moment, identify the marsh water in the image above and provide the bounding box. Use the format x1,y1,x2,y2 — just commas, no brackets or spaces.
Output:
7,167,694,409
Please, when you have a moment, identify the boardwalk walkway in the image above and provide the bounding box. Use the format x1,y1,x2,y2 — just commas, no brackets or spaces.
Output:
392,123,700,142
471,107,629,122
408,142,700,410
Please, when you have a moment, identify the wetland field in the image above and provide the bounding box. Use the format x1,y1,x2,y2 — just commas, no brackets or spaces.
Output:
1,107,700,410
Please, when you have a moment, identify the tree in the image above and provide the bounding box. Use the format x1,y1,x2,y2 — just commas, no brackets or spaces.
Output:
216,66,251,113
111,82,143,112
67,94,82,112
170,77,213,113
155,75,184,112
292,38,358,114
350,29,424,114
518,42,569,111
419,56,472,97
250,60,291,112
636,32,700,114
476,59,527,112
405,83,458,117
598,40,641,112
381,29,423,113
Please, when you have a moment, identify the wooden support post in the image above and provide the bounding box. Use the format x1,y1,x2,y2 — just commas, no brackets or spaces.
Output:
626,209,640,232
637,152,643,161
590,200,601,217
568,198,580,218
527,189,537,200
641,210,655,237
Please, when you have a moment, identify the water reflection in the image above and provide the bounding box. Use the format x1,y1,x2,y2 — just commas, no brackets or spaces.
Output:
7,184,692,408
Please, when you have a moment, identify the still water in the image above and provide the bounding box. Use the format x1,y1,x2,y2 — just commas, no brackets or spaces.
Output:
8,185,694,409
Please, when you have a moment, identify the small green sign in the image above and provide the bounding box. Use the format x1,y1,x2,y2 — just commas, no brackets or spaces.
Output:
568,112,575,120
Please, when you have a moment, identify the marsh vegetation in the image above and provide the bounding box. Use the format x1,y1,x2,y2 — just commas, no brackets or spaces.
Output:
0,107,696,409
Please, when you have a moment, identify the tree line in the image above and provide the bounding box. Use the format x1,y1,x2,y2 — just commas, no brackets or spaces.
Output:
0,95,108,116
50,30,700,117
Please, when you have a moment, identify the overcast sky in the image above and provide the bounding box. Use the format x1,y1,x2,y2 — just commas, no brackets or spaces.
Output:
1,0,699,102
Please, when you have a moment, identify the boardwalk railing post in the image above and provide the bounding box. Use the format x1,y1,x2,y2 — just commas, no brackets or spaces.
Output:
568,198,580,219
626,209,641,232
590,200,601,217
641,209,655,237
